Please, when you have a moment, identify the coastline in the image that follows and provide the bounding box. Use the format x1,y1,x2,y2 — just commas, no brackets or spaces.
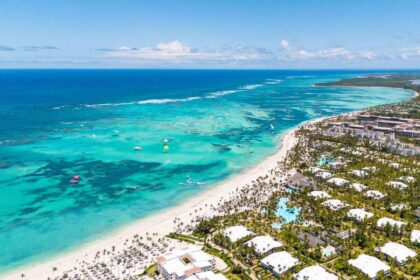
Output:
1,122,305,280
2,86,417,280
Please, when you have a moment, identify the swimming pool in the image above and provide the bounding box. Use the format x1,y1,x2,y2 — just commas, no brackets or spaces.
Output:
271,198,301,229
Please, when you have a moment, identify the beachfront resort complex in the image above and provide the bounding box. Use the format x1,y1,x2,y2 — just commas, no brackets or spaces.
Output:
8,74,416,280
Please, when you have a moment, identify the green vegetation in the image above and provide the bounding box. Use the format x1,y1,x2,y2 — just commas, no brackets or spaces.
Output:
316,73,420,118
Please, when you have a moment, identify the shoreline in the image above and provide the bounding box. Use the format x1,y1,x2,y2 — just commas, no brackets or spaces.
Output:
2,87,416,280
1,122,304,280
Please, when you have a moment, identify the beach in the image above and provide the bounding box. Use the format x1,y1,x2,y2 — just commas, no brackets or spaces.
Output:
0,71,415,279
1,120,302,280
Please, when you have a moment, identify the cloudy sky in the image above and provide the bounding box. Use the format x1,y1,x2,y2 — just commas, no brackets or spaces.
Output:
1,0,419,69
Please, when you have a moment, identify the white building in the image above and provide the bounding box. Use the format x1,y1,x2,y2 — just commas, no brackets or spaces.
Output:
410,230,420,244
389,162,400,169
308,167,325,174
308,191,331,200
327,177,349,187
223,226,254,243
390,204,409,211
329,161,345,170
351,170,369,178
377,217,407,230
316,171,332,180
261,251,300,278
293,265,338,280
398,176,415,183
347,208,373,222
185,271,227,280
386,181,408,190
246,236,283,256
348,254,390,279
376,242,417,266
349,183,368,192
156,247,215,280
364,190,386,200
362,166,377,173
322,199,347,211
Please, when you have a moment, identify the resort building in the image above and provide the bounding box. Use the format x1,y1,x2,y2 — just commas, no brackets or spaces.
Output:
329,161,345,170
398,175,415,183
156,247,215,280
315,171,332,180
364,190,386,200
376,217,407,230
362,166,377,173
375,242,417,266
246,235,283,256
389,162,400,169
185,271,227,280
308,190,331,200
322,199,347,211
349,183,368,192
326,177,349,187
347,208,374,222
351,170,369,178
261,251,300,278
308,167,325,174
386,181,408,190
222,226,254,243
390,204,409,211
411,230,420,245
348,254,390,279
296,231,324,247
293,265,338,280
286,172,313,192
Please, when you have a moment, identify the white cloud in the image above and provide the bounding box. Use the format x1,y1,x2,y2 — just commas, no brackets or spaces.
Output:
280,39,290,49
279,38,379,61
107,41,275,64
399,47,420,60
100,39,419,66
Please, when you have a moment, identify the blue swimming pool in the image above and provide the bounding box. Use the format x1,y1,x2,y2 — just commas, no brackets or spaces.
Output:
271,198,301,229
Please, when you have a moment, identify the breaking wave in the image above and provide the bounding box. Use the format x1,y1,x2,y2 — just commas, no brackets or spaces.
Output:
84,82,265,108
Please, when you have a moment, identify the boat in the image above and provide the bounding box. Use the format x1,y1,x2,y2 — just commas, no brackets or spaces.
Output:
163,138,169,143
71,175,80,184
133,146,142,151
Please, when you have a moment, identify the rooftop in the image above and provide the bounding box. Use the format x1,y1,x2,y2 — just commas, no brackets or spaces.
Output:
327,177,349,187
322,199,347,211
223,226,254,243
308,190,331,200
411,230,420,244
376,242,417,264
349,183,368,192
348,254,390,279
185,271,227,280
261,251,300,276
293,265,338,280
377,217,407,229
364,190,386,200
246,236,283,255
347,208,374,222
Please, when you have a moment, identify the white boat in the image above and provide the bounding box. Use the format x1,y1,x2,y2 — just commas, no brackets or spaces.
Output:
133,146,142,151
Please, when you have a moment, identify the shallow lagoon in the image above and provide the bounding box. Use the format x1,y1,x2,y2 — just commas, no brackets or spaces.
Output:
0,70,414,271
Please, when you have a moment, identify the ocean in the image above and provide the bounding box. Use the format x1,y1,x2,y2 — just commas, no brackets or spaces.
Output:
0,69,414,272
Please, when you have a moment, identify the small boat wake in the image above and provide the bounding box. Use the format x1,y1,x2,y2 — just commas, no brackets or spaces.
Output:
178,175,206,187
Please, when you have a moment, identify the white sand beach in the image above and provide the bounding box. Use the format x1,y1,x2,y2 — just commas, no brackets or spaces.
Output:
2,119,311,280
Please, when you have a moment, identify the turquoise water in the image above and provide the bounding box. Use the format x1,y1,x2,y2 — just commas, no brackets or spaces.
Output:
271,198,301,229
0,70,414,272
317,155,335,167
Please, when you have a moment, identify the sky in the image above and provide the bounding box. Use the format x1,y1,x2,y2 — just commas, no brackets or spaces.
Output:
0,0,419,69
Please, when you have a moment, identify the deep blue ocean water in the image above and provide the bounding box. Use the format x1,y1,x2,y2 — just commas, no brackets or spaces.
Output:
0,69,415,272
